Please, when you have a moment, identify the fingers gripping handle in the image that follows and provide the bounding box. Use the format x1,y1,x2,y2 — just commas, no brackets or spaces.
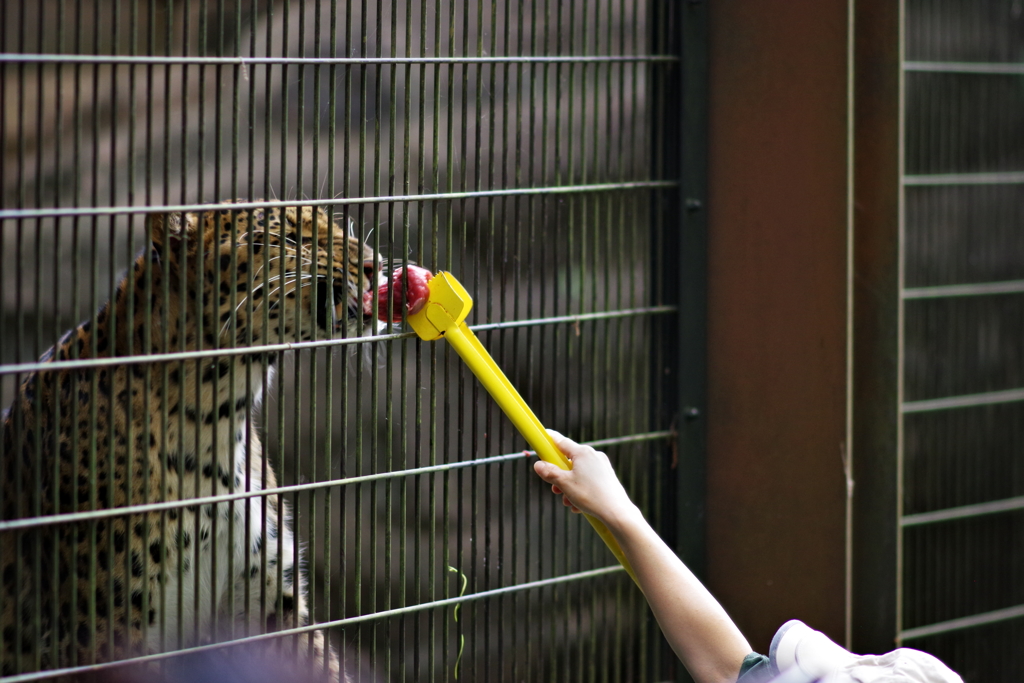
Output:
443,322,639,586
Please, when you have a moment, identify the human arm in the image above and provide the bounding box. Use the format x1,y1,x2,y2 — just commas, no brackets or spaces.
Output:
533,430,752,683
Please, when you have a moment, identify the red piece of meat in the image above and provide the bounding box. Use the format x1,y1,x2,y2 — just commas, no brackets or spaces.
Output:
364,265,434,323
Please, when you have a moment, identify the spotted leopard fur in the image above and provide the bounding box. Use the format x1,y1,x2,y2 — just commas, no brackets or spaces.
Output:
0,203,382,680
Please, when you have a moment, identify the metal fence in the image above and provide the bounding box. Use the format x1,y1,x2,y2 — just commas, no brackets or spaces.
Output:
1,1,694,681
899,1,1024,679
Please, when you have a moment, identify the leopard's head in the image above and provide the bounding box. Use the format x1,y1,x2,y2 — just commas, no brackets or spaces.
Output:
149,202,384,347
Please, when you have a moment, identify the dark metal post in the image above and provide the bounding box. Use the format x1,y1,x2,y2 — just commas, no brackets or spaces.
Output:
851,0,902,656
657,0,709,577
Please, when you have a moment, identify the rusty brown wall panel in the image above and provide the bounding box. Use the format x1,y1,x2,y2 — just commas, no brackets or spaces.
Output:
706,0,851,652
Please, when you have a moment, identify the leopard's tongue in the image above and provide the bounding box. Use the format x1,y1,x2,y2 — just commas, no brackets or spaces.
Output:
363,265,434,323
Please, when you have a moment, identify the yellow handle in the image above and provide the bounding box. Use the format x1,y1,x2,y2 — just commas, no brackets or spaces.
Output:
442,321,639,586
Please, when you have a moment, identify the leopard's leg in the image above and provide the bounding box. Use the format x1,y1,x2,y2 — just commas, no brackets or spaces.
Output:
231,434,343,681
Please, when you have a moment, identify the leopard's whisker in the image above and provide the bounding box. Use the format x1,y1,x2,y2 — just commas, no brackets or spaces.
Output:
254,272,303,294
263,278,302,305
220,299,251,337
233,277,303,338
235,241,291,252
250,256,313,285
220,273,311,338
230,272,298,323
233,271,318,324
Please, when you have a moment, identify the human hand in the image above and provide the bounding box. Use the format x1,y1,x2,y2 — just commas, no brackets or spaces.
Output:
532,430,638,527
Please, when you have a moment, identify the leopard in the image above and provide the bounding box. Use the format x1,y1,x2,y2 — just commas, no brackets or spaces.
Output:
0,202,385,681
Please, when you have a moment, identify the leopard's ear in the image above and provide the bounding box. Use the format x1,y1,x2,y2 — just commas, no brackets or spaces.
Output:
148,211,196,256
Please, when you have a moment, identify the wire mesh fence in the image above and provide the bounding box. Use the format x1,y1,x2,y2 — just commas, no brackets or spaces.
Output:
900,1,1024,679
1,1,687,681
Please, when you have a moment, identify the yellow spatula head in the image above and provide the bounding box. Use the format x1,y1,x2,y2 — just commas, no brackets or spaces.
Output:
407,271,474,341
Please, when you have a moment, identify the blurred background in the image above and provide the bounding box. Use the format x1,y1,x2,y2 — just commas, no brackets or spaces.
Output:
2,1,1024,682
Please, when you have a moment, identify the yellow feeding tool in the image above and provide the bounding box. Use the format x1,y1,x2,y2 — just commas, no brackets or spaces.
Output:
404,270,638,586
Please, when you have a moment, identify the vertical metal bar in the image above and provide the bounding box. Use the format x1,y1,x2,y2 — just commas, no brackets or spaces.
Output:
293,2,307,662
350,3,367,675
46,5,67,668
557,0,575,674
464,4,475,676
275,0,290,659
369,0,384,674
64,5,85,666
850,0,901,654
85,3,105,663
410,74,422,683
220,0,241,649
440,0,457,676
428,1,441,678
172,0,189,647
411,2,427,675
353,0,368,676
155,1,174,660
841,0,857,649
487,0,502,676
502,1,521,679
397,0,414,677
308,0,326,671
294,0,311,665
0,23,8,667
539,0,558,674
583,8,602,679
339,0,354,674
259,0,274,644
105,2,124,663
511,2,527,677
635,1,656,676
525,0,539,674
583,3,602,676
323,0,339,672
29,6,48,671
193,0,208,645
562,4,582,680
895,0,907,648
384,0,400,678
11,6,26,663
242,0,258,646
142,0,162,652
206,2,223,644
410,0,423,662
622,0,638,675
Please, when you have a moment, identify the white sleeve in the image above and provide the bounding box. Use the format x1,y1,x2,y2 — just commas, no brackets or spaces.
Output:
767,620,963,683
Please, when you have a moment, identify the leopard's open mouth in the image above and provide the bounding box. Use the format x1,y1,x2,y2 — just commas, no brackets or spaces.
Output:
358,288,378,331
358,302,376,332
319,261,386,334
335,296,375,334
316,280,376,335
